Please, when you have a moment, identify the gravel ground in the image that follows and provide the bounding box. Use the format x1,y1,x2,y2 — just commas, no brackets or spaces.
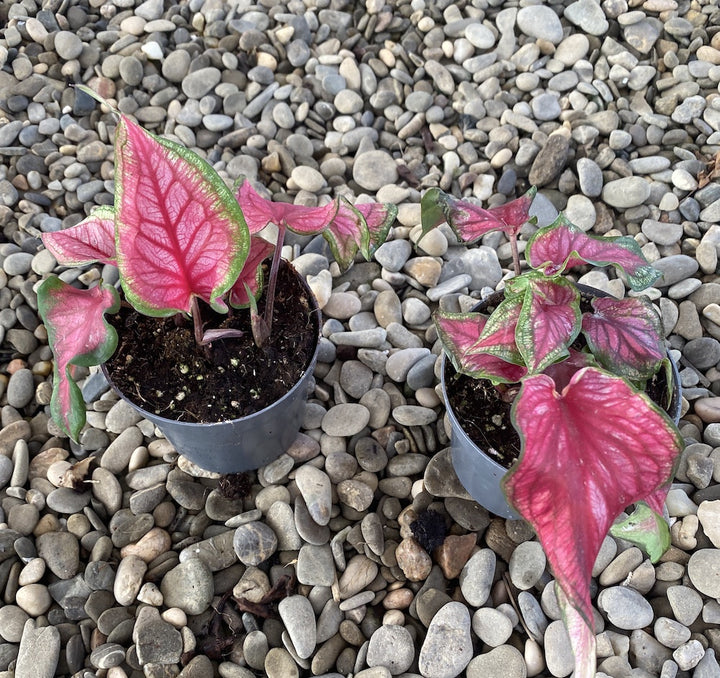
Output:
2,0,720,677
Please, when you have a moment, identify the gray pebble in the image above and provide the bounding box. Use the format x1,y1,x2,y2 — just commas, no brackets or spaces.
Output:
14,621,60,678
295,464,332,525
54,31,83,59
36,531,79,579
353,150,398,192
367,624,414,674
544,620,575,677
687,549,720,597
466,644,526,678
6,369,34,409
233,521,278,566
297,544,335,586
322,403,370,436
508,541,546,590
419,602,473,678
279,595,316,659
472,607,513,647
160,558,213,615
460,549,496,607
598,586,655,629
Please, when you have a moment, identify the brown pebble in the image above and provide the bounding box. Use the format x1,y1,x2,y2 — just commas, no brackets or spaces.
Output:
6,359,28,375
120,527,171,563
383,587,414,609
28,447,69,481
435,533,477,579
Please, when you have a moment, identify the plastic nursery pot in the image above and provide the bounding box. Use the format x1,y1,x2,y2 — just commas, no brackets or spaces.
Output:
102,268,321,475
441,285,683,519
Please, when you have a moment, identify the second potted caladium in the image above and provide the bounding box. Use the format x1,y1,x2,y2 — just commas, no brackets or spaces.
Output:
421,186,684,678
37,87,396,472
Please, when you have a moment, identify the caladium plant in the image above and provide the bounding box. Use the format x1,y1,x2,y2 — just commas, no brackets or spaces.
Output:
422,187,683,678
38,86,396,441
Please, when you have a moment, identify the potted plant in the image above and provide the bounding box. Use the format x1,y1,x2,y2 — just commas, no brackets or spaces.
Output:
421,186,684,678
37,86,396,473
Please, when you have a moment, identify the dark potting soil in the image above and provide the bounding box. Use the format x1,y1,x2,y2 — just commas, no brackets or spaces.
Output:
105,260,319,423
445,289,675,469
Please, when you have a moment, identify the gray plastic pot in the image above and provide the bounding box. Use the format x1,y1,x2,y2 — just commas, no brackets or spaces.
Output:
102,270,320,474
441,286,683,519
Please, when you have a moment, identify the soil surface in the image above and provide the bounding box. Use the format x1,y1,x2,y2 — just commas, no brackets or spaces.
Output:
105,261,319,423
445,289,676,469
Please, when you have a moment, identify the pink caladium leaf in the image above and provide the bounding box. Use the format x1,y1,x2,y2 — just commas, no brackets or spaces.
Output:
352,200,398,259
435,310,527,383
542,348,596,391
320,199,398,271
115,117,250,316
609,501,671,562
42,206,117,266
504,368,683,673
421,186,536,243
321,199,370,271
236,178,338,235
37,278,120,441
526,214,661,290
509,275,581,374
471,294,525,366
582,296,665,381
228,236,276,308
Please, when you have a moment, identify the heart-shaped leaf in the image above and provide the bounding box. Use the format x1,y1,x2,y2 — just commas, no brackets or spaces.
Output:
526,215,661,290
321,199,370,270
421,189,504,243
351,200,398,259
421,186,537,242
504,368,683,674
38,278,120,440
512,276,581,374
582,296,665,380
115,117,250,316
471,295,525,366
320,199,397,271
42,206,117,266
228,236,276,308
236,178,338,235
435,310,527,383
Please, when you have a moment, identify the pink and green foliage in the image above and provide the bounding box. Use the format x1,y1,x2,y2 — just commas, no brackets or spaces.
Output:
42,206,117,267
37,278,120,440
526,215,661,290
235,180,397,271
228,236,276,308
39,87,396,441
435,311,526,383
423,186,684,678
420,185,537,242
581,296,665,381
115,117,249,316
504,368,682,678
235,179,338,236
509,275,581,374
609,501,671,562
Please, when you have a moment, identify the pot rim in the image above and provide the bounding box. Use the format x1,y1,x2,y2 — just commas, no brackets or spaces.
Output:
101,258,321,429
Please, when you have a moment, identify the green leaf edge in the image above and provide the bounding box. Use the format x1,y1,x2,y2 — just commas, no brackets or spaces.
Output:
38,277,121,440
526,216,662,291
609,501,671,562
114,122,251,317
